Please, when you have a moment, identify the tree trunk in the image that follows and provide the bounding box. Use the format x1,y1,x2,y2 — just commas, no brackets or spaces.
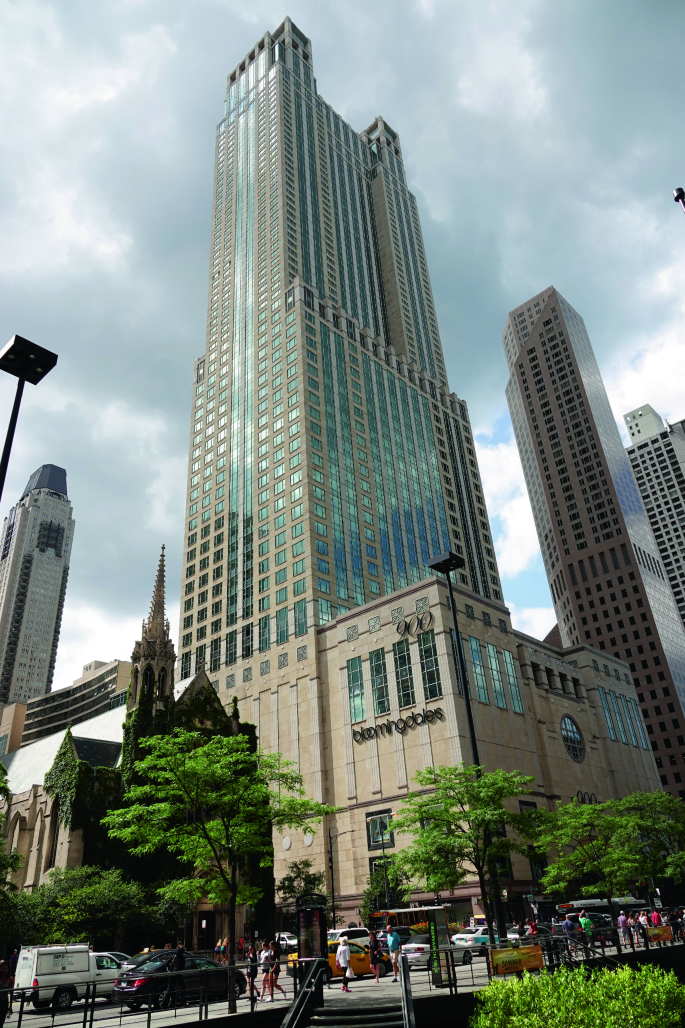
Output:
478,870,497,946
228,862,238,1014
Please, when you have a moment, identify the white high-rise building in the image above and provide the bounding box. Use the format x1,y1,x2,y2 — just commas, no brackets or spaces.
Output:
623,407,685,630
0,466,74,706
624,404,665,442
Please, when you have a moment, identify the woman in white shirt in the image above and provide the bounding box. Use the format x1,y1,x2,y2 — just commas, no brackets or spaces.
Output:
336,936,351,993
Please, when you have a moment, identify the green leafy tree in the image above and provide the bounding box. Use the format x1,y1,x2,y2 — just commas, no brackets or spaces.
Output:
611,790,685,885
104,729,335,1007
535,798,622,904
538,791,685,904
472,963,685,1028
9,866,188,952
360,856,412,928
391,765,539,944
277,858,326,910
276,858,345,931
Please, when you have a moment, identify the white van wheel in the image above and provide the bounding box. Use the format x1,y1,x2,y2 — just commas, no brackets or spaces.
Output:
53,989,74,1010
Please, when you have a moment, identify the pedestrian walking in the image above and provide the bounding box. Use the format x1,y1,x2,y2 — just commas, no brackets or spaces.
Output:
270,941,286,1000
6,952,17,1017
215,938,222,960
0,961,13,1028
259,941,273,1002
651,908,663,927
386,924,402,982
369,931,382,985
579,910,593,948
246,945,259,1003
238,937,244,961
221,937,228,965
639,911,649,946
336,936,352,993
171,940,186,1007
617,911,630,947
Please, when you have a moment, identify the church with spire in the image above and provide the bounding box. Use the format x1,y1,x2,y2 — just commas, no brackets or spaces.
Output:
0,544,252,889
127,545,176,716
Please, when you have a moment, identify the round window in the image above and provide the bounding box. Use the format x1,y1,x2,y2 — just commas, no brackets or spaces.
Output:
561,715,585,762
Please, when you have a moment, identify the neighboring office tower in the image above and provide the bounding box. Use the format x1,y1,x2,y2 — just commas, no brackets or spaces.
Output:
503,288,685,796
177,18,502,680
623,406,685,631
0,465,74,705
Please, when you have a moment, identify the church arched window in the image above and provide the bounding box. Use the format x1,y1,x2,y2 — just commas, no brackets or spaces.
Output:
157,667,167,700
142,664,155,698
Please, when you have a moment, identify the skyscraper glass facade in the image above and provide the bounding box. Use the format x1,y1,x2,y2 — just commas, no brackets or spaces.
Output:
177,18,502,681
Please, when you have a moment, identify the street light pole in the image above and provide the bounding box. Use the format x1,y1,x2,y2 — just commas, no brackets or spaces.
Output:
0,377,25,507
674,187,685,214
328,828,353,930
0,335,58,506
426,552,509,947
366,814,395,910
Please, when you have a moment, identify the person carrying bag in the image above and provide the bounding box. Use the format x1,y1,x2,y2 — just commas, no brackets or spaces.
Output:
336,936,353,993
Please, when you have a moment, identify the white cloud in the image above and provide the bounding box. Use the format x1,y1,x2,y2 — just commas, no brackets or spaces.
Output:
507,602,556,641
605,253,685,440
0,8,175,274
456,9,546,121
53,598,180,691
475,433,541,577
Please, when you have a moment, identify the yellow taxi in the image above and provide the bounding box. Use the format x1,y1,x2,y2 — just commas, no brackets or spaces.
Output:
287,940,392,981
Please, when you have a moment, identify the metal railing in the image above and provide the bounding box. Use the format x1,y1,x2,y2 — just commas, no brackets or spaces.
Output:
279,959,327,1028
406,924,685,995
0,964,260,1028
399,955,415,1028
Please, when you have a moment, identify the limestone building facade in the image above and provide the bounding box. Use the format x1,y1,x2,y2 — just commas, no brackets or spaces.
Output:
220,574,659,923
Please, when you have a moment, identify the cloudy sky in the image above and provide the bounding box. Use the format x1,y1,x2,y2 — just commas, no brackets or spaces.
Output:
1,0,685,689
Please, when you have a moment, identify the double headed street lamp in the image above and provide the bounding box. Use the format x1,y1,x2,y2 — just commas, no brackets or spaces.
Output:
328,828,354,930
366,813,395,908
426,551,509,946
0,335,58,505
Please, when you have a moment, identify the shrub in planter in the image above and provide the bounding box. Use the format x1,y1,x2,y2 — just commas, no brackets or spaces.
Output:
471,962,685,1028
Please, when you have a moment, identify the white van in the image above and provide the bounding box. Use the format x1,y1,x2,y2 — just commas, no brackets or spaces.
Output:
15,945,121,1010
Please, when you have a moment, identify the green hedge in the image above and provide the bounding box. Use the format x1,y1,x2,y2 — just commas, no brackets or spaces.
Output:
471,963,685,1028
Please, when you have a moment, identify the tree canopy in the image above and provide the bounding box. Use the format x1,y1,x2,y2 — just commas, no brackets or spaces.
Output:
391,764,540,943
104,728,335,987
537,790,685,902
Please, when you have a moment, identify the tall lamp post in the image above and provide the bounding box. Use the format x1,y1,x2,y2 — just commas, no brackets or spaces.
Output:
366,813,394,909
328,828,354,930
426,551,509,946
674,187,685,214
0,335,58,505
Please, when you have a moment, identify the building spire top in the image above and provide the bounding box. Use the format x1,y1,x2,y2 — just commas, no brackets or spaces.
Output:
147,545,167,638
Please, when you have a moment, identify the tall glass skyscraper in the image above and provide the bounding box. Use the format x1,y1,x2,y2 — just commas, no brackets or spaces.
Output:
0,465,74,706
177,18,502,681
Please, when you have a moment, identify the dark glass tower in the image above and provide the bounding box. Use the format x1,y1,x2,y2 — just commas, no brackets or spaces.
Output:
177,18,503,682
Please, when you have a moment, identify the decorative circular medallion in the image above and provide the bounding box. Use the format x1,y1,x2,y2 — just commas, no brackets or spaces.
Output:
282,836,292,851
304,833,314,848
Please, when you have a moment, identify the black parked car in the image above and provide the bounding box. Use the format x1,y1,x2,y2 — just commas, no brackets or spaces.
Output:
112,952,247,1009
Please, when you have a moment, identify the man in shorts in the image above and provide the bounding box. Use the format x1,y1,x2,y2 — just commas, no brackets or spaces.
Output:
386,924,402,982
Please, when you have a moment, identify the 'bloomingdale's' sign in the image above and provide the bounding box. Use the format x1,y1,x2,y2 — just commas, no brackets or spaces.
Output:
352,707,445,743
